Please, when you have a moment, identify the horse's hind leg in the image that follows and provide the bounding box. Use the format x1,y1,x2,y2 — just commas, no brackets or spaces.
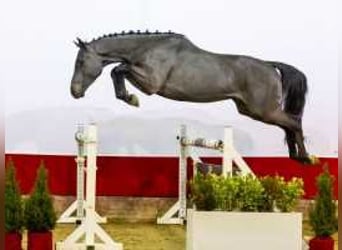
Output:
282,117,310,163
261,109,311,163
285,128,297,158
293,126,311,163
232,98,298,160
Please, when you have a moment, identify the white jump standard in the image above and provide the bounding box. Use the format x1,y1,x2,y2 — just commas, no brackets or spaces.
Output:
56,124,123,250
157,125,253,225
57,125,106,224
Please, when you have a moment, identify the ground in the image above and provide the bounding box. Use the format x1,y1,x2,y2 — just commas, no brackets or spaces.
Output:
54,223,185,250
21,221,337,250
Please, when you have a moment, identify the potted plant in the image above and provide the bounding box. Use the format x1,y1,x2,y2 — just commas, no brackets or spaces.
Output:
5,159,23,250
187,174,304,250
24,161,57,250
308,164,338,250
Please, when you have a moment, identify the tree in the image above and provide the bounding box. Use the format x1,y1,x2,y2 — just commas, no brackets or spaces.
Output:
5,159,23,233
24,161,56,232
309,164,338,237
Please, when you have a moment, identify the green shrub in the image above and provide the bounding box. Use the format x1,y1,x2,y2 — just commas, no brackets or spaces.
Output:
258,176,283,212
309,164,338,236
24,161,56,232
190,173,304,213
276,177,304,212
211,175,226,210
223,176,240,211
189,173,216,211
5,159,23,233
236,175,264,212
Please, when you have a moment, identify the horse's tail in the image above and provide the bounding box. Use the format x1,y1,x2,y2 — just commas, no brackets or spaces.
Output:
268,61,308,120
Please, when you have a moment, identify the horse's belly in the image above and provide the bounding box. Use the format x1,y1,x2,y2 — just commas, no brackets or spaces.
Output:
158,80,231,102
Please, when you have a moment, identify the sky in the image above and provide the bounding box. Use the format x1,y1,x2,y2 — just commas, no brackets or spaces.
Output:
2,0,339,156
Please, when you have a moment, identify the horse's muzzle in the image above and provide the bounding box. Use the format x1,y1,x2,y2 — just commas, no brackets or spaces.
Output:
70,83,84,99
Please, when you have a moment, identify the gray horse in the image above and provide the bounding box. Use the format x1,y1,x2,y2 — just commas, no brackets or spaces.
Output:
70,30,313,164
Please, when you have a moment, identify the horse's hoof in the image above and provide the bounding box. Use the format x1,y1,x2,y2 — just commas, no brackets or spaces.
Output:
292,155,319,165
308,155,320,165
128,94,139,107
299,155,320,165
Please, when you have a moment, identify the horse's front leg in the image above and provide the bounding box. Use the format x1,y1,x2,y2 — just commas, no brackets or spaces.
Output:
110,64,139,107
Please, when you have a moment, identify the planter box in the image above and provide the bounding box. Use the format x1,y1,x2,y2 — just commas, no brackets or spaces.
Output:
27,231,53,250
309,236,334,250
186,209,302,250
5,232,22,250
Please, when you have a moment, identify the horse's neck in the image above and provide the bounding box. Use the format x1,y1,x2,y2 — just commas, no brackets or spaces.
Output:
91,38,137,61
92,36,181,62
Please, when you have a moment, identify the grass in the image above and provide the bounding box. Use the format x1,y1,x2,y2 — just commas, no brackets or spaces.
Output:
30,222,186,250
21,221,337,250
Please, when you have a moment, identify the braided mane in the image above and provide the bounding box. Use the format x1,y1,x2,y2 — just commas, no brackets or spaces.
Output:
89,30,184,43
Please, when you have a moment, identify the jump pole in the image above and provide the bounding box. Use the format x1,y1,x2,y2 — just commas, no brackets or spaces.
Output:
56,124,123,250
157,125,253,225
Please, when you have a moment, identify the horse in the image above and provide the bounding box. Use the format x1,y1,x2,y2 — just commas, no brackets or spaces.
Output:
70,30,313,164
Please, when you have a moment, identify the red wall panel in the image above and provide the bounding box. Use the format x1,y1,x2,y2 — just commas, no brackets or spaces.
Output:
5,154,338,199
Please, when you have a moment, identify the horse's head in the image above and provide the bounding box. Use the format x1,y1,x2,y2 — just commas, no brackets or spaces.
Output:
70,38,103,98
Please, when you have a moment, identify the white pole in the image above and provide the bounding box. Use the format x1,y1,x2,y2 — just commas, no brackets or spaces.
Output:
179,124,187,219
85,124,97,246
223,126,233,177
75,155,85,221
75,125,86,222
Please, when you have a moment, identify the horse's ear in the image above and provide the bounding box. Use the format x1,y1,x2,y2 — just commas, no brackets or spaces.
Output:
74,37,88,50
73,40,80,47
